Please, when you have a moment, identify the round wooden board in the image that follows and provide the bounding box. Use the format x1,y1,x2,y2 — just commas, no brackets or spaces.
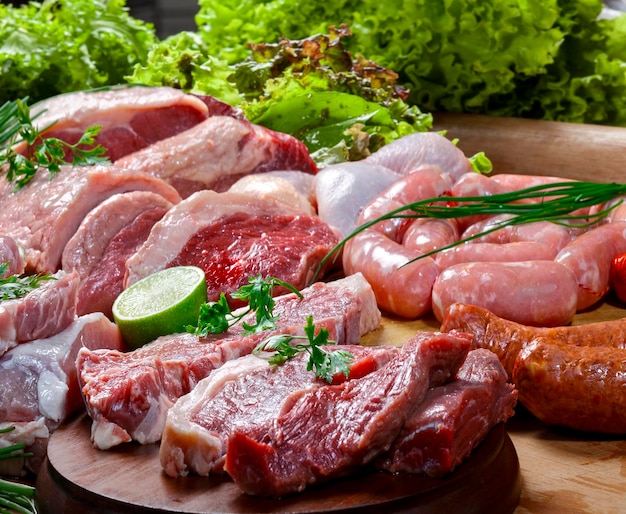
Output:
36,413,520,514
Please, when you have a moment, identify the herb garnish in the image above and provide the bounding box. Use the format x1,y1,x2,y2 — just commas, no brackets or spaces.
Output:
317,180,626,274
0,426,36,514
0,98,110,190
0,263,55,302
186,275,302,336
254,315,355,383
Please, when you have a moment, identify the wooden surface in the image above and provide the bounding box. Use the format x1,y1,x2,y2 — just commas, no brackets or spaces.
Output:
36,414,520,514
433,112,626,183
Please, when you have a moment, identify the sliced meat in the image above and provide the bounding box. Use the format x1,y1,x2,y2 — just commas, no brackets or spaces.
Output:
23,86,209,161
124,190,340,305
377,349,517,477
160,345,399,477
62,191,175,318
224,331,471,497
0,235,25,277
0,165,181,273
77,273,381,449
115,116,318,198
0,312,124,474
365,132,472,183
0,270,79,357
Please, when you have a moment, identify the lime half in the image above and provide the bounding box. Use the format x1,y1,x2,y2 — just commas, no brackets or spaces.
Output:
112,266,207,349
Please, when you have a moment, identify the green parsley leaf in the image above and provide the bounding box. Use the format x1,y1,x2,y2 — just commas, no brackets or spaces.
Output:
0,263,56,302
254,315,355,383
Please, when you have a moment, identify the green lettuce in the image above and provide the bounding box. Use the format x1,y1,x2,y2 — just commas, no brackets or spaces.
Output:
127,27,433,162
0,0,157,105
195,0,626,126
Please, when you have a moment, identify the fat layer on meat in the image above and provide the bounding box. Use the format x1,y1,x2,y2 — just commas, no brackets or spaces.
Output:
0,165,181,273
77,273,381,450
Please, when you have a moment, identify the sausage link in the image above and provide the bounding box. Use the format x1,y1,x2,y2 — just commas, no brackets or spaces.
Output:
513,340,626,433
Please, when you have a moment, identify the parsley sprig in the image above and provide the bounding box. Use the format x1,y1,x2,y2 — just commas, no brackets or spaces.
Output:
187,275,302,337
0,426,36,514
254,316,355,383
0,98,110,190
0,263,55,302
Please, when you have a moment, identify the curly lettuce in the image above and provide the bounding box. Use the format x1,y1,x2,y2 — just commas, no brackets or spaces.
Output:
195,0,626,126
127,27,433,162
0,0,157,105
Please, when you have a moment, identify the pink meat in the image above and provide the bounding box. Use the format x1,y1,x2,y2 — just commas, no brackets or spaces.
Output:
224,331,471,497
377,349,517,477
0,312,124,474
365,132,472,183
115,116,318,198
124,190,340,305
23,86,209,161
77,274,381,449
0,236,25,277
0,165,181,273
431,260,579,326
160,345,399,477
0,270,79,356
62,191,175,318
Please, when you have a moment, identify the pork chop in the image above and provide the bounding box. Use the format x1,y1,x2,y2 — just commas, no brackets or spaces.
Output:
22,86,209,161
62,191,175,318
0,165,181,273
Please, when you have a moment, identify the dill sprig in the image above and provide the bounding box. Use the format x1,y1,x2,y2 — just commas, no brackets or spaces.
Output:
0,98,110,191
318,180,626,272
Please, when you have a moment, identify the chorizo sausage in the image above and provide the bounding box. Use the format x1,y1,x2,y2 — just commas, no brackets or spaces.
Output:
440,302,626,376
432,261,579,327
513,340,626,434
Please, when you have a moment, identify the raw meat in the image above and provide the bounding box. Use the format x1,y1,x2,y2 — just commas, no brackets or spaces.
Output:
160,345,399,477
314,160,401,237
77,273,381,450
23,86,209,161
224,331,471,497
377,349,517,477
365,132,472,183
115,116,318,198
0,312,124,474
0,165,181,273
0,235,25,277
124,190,341,305
62,191,175,318
0,270,79,357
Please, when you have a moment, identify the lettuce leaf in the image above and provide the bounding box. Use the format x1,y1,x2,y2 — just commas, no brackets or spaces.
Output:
195,0,626,126
0,0,157,105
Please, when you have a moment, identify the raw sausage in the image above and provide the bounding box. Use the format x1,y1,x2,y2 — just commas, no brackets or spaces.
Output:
432,261,579,327
434,241,557,270
555,221,626,310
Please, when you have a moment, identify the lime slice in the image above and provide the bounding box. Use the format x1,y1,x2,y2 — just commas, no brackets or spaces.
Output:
112,266,207,349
